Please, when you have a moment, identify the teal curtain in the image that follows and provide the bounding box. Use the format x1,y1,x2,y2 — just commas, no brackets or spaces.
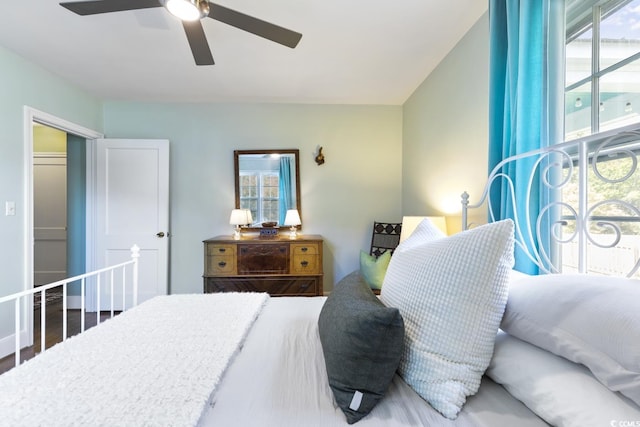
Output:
278,157,293,225
489,0,565,274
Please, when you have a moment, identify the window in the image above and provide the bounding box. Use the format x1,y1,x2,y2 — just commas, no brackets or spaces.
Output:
238,171,280,224
561,0,640,277
565,0,640,141
559,137,640,277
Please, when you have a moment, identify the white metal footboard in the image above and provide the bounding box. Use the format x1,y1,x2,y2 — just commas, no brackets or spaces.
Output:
462,123,640,277
0,245,140,368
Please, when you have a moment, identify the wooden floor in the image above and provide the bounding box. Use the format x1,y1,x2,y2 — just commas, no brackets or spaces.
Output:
0,300,116,375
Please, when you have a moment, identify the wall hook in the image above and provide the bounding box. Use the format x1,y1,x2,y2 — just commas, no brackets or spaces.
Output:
315,146,325,165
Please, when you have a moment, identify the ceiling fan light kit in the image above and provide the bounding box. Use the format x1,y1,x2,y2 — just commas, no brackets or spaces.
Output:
59,0,302,66
164,0,209,22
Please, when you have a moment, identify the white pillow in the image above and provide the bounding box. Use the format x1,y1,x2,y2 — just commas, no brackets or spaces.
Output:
488,332,640,426
501,273,640,405
397,216,446,250
380,219,514,419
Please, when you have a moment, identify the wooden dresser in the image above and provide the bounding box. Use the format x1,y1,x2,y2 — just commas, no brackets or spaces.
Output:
203,234,323,296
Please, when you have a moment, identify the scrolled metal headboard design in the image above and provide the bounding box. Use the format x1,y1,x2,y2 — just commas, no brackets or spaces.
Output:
462,125,640,277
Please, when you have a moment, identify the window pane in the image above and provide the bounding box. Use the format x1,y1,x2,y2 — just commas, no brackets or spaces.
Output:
262,200,279,223
599,58,640,132
562,148,640,276
565,82,592,140
263,175,278,186
239,175,257,198
240,200,258,214
600,0,640,70
566,28,592,87
263,187,278,198
262,173,279,199
240,186,257,198
240,175,257,186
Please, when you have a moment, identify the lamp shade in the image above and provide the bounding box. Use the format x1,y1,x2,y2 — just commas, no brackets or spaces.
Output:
283,209,301,226
399,216,448,242
230,209,253,226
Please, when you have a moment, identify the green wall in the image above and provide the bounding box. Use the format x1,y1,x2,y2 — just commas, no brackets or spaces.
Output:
402,12,490,232
0,45,102,340
103,102,403,293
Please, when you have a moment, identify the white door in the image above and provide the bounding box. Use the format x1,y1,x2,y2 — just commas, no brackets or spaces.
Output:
94,139,169,310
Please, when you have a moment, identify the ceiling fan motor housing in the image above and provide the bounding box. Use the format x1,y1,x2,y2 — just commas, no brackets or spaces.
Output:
163,0,210,21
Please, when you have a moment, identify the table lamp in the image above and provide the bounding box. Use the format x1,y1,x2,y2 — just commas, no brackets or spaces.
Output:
230,209,253,239
283,209,301,238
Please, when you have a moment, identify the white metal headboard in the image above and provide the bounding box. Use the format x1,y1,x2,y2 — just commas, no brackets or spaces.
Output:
461,124,640,277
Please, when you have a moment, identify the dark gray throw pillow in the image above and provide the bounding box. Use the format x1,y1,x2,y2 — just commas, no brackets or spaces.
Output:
318,271,404,424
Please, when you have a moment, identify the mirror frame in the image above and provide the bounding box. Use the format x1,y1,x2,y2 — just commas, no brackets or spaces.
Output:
234,149,301,230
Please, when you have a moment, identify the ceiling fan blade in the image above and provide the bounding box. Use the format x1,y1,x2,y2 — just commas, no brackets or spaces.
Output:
182,20,215,65
60,0,162,16
208,3,302,49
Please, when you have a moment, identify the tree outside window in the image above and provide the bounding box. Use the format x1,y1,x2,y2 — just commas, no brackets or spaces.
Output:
562,0,640,276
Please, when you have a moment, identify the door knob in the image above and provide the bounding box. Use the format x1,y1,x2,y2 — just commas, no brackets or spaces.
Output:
156,232,165,238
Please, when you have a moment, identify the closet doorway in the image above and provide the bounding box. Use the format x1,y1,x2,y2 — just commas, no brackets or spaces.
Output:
32,124,87,308
33,124,67,287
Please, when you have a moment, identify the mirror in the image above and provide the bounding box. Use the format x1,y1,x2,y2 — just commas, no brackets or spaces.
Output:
234,149,301,230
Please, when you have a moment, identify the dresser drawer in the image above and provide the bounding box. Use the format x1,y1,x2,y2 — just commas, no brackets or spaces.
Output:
206,256,236,275
290,243,321,275
290,255,320,275
207,243,236,256
205,243,237,275
238,244,289,274
291,243,320,256
205,277,319,296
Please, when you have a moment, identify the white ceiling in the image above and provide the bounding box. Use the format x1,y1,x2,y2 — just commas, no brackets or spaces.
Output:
0,1,487,105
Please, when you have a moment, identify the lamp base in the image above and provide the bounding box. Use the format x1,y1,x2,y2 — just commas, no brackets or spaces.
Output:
288,226,298,239
233,226,241,240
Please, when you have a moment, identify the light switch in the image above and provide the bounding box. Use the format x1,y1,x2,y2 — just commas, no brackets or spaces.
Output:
5,201,15,216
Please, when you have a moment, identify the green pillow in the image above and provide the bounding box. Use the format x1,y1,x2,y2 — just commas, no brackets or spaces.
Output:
318,271,404,424
359,250,391,290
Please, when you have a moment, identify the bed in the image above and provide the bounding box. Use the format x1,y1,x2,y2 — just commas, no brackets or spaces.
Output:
1,130,640,426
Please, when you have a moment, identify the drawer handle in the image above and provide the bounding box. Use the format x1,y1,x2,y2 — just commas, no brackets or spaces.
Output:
218,261,227,267
218,248,226,253
301,247,308,252
300,261,309,267
280,247,286,253
300,283,310,290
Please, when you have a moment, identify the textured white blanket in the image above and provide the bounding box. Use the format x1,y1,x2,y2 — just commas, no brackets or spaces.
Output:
0,293,269,427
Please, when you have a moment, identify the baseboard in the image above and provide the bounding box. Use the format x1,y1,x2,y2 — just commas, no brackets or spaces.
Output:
67,295,83,310
0,329,29,360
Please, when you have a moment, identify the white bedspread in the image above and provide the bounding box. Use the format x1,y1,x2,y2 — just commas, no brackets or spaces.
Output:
202,297,548,427
0,293,269,427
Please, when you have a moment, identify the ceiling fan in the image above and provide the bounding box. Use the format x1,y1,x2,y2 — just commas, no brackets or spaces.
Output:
59,0,302,66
